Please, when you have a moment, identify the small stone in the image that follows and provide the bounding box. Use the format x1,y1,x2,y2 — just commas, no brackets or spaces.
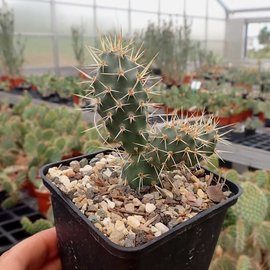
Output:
127,216,140,229
142,194,154,204
133,198,142,206
167,219,178,229
154,231,162,237
111,212,123,222
99,201,108,210
59,175,71,188
89,157,99,165
138,204,145,212
60,165,69,171
190,175,200,183
79,158,88,168
88,215,99,223
197,189,205,199
103,168,112,178
85,188,95,199
113,200,123,207
62,168,76,178
124,236,135,247
87,205,98,212
109,230,125,245
48,167,62,178
125,203,135,213
145,203,156,213
115,220,126,232
74,172,83,180
152,192,160,200
95,162,105,170
93,195,103,203
174,175,186,181
70,160,80,172
157,188,174,199
96,209,107,219
135,231,148,246
105,199,115,209
80,165,92,175
94,222,103,231
155,222,169,234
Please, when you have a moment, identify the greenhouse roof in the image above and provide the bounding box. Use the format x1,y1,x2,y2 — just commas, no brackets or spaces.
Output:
220,0,270,12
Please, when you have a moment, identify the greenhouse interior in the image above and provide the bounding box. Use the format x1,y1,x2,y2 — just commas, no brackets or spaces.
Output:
1,0,270,269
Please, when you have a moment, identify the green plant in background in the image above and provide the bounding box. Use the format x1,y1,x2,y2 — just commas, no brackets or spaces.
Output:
0,2,25,76
1,95,102,195
139,17,192,83
71,24,85,67
0,166,26,208
192,41,221,75
84,34,223,189
210,169,270,270
244,117,263,131
20,216,53,234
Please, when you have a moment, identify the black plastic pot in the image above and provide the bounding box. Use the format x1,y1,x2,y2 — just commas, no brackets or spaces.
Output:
41,151,242,270
265,118,270,127
244,128,256,137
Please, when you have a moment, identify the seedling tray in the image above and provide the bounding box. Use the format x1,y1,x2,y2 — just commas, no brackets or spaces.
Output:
228,133,270,151
0,196,46,254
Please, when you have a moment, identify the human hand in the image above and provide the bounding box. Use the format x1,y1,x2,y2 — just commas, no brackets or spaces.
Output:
0,227,61,270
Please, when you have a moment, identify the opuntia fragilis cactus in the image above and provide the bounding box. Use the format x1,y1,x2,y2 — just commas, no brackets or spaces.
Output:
82,34,224,189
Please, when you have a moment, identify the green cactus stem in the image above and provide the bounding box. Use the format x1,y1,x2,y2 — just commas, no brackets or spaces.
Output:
84,34,222,189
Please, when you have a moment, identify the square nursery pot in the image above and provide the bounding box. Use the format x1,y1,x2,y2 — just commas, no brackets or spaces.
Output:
41,151,242,270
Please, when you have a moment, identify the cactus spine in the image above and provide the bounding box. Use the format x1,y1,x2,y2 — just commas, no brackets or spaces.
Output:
85,34,221,188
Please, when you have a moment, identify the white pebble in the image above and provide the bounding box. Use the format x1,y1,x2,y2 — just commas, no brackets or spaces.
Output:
133,198,142,206
102,217,112,226
155,222,169,234
80,165,92,173
154,231,162,237
99,201,108,210
127,216,140,229
48,167,62,178
145,203,156,213
125,203,135,212
197,189,205,198
105,199,115,209
114,220,126,232
103,168,112,178
59,175,71,188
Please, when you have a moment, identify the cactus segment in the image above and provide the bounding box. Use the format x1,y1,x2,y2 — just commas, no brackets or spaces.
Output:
234,182,268,224
236,255,253,270
225,169,240,184
235,219,246,253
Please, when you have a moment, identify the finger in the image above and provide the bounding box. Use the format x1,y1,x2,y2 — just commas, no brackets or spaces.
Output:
0,227,59,270
41,257,62,270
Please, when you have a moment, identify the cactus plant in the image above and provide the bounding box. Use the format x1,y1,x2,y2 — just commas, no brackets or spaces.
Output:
0,166,26,208
211,169,270,270
20,216,53,234
84,34,223,189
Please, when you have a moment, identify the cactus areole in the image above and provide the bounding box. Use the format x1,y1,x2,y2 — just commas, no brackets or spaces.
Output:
85,34,221,189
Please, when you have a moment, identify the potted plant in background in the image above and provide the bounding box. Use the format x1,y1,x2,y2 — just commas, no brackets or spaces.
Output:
41,34,241,270
244,117,263,136
0,3,25,90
